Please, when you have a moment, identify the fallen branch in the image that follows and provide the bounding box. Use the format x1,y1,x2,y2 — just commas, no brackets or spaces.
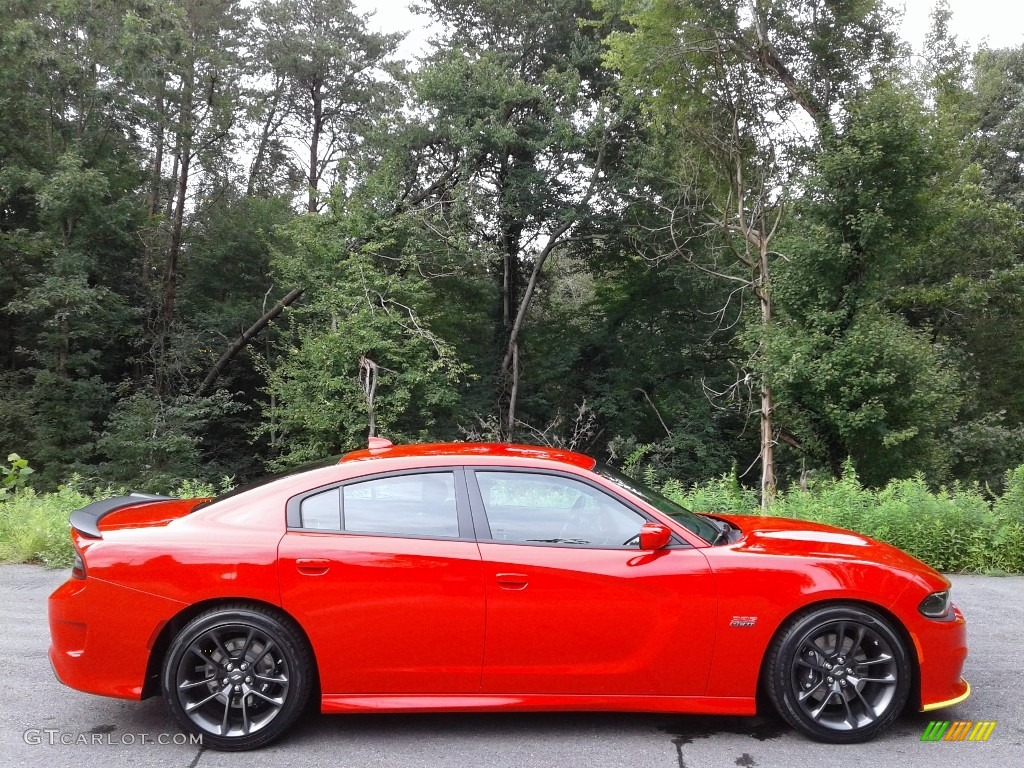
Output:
196,287,304,396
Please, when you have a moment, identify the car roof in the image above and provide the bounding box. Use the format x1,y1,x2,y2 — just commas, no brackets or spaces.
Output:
339,440,597,471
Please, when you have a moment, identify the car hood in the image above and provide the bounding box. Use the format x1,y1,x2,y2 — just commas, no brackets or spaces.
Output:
708,513,944,581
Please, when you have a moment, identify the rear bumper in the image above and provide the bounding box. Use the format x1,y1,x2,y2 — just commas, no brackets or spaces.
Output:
49,576,184,700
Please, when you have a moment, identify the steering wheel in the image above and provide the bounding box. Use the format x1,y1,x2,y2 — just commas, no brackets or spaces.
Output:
558,495,590,540
622,532,641,547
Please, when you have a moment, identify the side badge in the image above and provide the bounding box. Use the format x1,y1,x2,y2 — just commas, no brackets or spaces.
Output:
730,616,758,627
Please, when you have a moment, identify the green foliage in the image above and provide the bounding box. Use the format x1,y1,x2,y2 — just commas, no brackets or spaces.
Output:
765,84,963,485
261,210,468,467
0,469,233,568
173,476,235,499
0,453,35,499
2,0,1024,503
668,469,760,517
583,262,744,483
0,482,94,568
969,46,1024,211
96,390,243,494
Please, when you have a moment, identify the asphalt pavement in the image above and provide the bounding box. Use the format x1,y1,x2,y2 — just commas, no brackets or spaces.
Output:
1,564,1019,768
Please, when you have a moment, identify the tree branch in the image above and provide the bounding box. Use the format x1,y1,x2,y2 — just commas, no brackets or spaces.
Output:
196,287,304,396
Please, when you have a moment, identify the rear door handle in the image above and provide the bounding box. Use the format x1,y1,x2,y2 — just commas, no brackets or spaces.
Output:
296,558,330,576
496,572,529,590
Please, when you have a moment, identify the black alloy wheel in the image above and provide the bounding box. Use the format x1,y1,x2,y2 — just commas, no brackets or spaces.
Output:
766,604,911,743
162,604,313,751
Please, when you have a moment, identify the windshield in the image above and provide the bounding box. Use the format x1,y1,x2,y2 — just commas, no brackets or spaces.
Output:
594,464,722,544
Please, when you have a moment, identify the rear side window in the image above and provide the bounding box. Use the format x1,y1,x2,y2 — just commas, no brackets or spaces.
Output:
299,472,459,538
300,488,341,529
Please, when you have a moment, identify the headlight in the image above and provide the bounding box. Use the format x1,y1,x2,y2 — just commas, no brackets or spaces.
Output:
919,590,951,619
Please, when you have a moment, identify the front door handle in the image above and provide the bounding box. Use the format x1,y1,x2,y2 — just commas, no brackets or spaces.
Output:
296,558,330,576
496,572,529,590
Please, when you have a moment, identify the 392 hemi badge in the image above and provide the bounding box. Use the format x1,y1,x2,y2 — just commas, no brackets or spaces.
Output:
730,616,758,627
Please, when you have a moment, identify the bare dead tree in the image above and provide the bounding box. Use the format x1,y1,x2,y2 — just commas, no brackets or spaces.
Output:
359,355,379,439
632,101,784,511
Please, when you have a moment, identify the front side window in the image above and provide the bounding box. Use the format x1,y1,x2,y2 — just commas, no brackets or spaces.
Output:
298,472,459,538
474,471,646,547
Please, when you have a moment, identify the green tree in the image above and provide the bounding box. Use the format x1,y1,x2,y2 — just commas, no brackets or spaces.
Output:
603,0,902,501
889,8,1024,485
383,0,632,439
253,0,402,212
261,196,467,466
0,0,152,484
766,85,962,484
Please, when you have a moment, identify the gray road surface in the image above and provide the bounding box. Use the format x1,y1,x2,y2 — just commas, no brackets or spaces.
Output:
0,564,1019,768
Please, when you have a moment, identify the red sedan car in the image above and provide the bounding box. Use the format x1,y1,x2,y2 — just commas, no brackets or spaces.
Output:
49,439,969,750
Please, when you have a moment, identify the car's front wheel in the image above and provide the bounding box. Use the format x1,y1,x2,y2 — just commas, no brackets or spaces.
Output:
162,604,313,751
766,604,911,743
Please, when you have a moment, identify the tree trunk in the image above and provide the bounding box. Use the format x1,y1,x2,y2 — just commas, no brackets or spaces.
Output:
142,81,166,287
148,82,166,218
157,70,194,394
308,86,323,213
506,341,519,434
495,153,523,439
248,81,282,197
164,145,179,220
359,355,379,439
163,71,194,333
757,234,776,512
162,128,191,331
496,139,610,438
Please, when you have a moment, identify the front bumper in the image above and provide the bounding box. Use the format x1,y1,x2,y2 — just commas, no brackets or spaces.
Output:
922,679,970,712
49,576,184,700
912,603,970,712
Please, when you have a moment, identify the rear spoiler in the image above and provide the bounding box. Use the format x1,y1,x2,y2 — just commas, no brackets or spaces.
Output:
69,493,173,539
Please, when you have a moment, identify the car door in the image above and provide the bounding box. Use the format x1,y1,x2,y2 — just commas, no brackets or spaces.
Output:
278,468,486,694
469,468,717,697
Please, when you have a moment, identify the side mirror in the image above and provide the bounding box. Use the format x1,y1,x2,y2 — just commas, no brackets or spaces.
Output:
639,522,672,551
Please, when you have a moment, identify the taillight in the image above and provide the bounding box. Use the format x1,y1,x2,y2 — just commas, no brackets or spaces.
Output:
72,549,86,580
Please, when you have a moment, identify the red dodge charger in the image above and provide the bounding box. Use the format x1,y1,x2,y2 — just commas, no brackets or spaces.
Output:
49,439,969,750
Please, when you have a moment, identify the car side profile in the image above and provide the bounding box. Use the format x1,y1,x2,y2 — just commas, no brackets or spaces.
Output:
49,439,969,750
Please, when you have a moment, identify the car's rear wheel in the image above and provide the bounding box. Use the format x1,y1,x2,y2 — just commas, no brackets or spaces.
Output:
162,604,313,751
766,604,911,743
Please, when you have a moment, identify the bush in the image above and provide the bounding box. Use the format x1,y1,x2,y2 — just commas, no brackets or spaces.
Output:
1,451,1020,573
0,482,94,568
665,471,760,516
666,462,1024,574
0,472,231,569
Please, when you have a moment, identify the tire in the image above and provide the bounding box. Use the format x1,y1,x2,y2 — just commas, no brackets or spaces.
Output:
161,604,313,751
766,604,911,743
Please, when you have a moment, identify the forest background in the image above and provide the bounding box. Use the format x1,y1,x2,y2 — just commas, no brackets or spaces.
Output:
4,0,1024,518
